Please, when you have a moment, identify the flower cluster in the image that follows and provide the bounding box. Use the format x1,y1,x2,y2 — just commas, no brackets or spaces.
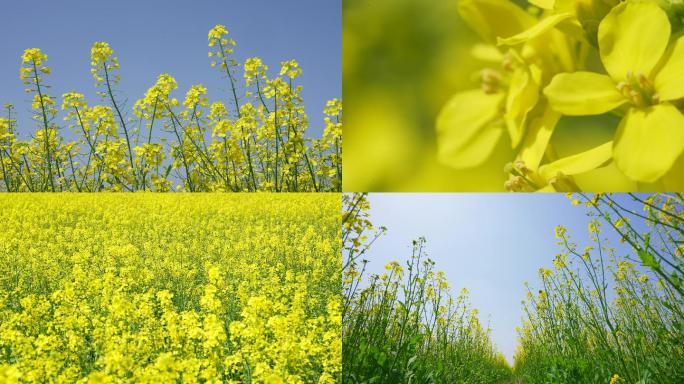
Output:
0,194,341,383
437,0,684,191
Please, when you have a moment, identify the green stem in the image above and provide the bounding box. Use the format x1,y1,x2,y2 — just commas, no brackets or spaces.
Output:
32,61,55,191
102,65,137,190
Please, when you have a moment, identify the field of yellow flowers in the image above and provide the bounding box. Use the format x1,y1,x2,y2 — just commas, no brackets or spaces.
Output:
0,194,341,383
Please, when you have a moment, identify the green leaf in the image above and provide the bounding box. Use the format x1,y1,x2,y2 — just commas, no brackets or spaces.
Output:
638,249,660,271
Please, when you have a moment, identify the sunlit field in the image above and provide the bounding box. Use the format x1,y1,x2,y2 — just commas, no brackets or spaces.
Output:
515,193,684,383
0,194,341,383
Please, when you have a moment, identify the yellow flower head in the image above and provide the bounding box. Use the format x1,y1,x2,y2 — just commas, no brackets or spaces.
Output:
61,92,86,111
544,2,684,183
21,48,47,66
208,24,228,42
280,60,302,79
91,41,114,67
183,84,208,110
244,57,268,85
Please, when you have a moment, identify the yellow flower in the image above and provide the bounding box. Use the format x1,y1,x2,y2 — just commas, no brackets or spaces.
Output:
279,60,302,79
544,2,684,183
90,41,114,67
61,92,86,110
21,48,47,66
183,84,208,109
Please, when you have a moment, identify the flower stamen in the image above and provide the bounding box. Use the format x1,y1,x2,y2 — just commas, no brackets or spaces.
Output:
480,69,502,94
617,71,658,107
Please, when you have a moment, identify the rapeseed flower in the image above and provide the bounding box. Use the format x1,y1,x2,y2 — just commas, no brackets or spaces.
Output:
544,2,684,182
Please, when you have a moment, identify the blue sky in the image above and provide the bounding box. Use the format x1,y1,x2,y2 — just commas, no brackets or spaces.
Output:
0,0,340,138
363,193,645,364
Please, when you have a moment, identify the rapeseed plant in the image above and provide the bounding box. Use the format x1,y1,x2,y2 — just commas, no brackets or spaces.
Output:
515,193,684,383
438,0,684,191
0,25,341,192
0,194,341,383
342,194,512,383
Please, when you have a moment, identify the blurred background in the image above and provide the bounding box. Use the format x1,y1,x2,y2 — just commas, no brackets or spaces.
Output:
343,0,617,191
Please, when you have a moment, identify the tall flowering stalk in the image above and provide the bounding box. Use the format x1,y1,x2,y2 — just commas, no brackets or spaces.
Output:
20,49,57,191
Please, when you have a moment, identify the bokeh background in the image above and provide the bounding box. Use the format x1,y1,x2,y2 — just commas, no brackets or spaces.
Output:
343,0,617,191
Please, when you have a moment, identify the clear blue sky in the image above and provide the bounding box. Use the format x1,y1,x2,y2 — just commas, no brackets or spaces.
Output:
363,193,646,364
0,0,340,138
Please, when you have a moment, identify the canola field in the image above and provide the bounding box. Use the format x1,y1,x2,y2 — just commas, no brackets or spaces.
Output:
0,194,341,383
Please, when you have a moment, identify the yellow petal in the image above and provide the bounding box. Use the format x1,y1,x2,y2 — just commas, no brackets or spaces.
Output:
662,153,684,191
654,36,684,101
529,0,555,10
505,65,541,147
458,0,535,44
572,162,637,192
471,44,504,63
436,89,505,168
519,102,561,171
539,141,613,181
613,103,684,182
497,13,574,46
598,2,670,80
544,72,626,115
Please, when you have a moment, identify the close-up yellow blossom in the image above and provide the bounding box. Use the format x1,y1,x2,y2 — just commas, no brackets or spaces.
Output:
544,1,684,183
344,0,684,191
